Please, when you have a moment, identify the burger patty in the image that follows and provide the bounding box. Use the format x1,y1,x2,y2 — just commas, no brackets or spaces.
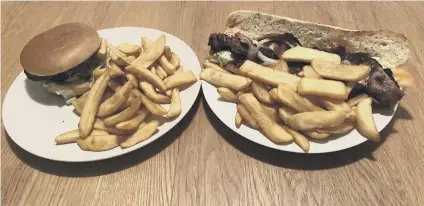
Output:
24,54,99,83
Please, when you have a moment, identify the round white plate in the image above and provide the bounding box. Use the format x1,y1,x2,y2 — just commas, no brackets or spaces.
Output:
202,81,397,153
3,27,202,162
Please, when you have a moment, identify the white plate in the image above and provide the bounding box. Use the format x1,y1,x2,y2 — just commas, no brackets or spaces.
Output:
202,81,397,153
2,27,202,162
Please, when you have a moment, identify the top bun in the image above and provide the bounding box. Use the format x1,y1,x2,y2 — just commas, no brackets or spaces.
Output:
225,10,410,69
20,23,101,76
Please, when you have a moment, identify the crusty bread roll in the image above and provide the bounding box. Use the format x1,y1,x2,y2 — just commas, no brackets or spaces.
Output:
224,10,410,69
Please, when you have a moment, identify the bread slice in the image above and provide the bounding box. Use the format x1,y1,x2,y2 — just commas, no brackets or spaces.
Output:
224,10,410,69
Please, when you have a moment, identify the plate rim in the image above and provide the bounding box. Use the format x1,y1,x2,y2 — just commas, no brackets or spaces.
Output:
2,26,202,162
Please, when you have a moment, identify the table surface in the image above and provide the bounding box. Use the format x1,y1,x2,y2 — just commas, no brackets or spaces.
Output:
2,2,424,206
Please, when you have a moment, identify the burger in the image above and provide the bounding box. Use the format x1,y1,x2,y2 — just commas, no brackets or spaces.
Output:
20,22,103,104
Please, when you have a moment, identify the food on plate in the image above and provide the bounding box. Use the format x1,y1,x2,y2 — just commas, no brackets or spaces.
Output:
239,93,293,143
356,98,380,142
217,87,239,103
282,46,341,64
302,131,330,139
297,78,348,100
139,81,171,104
201,10,419,152
238,60,300,90
115,108,150,130
166,89,182,118
302,65,321,79
120,120,159,148
29,29,198,152
235,111,242,128
200,68,252,91
79,72,111,138
20,23,103,104
55,129,109,145
237,104,259,129
77,135,120,151
347,93,369,107
276,84,324,112
251,81,274,104
288,111,347,131
311,59,371,81
97,81,134,118
104,97,142,126
282,125,310,152
164,71,198,89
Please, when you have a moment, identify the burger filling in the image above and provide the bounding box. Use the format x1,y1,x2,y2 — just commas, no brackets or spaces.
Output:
25,55,100,104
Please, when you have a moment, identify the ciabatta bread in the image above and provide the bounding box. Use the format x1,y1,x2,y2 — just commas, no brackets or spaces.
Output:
225,10,410,69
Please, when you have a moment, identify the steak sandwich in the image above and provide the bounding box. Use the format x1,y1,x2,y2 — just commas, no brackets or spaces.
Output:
20,23,103,104
207,10,417,107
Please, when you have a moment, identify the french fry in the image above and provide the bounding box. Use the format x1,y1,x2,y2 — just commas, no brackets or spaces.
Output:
251,81,274,104
270,59,289,72
317,121,355,134
269,88,278,102
235,111,242,128
203,62,230,74
303,65,321,79
261,103,279,122
130,35,165,69
239,60,300,90
96,38,107,59
237,104,258,129
120,120,159,148
164,70,198,90
77,135,120,152
106,58,125,77
175,65,183,74
126,35,166,91
200,68,251,91
94,119,136,135
150,65,157,75
302,131,330,139
164,46,173,60
159,55,177,75
282,46,341,64
141,37,154,50
115,108,150,130
311,59,371,81
125,73,138,88
278,106,297,123
126,64,166,92
170,53,180,67
137,91,168,116
392,68,419,88
347,93,369,107
282,125,310,152
93,67,107,79
239,93,293,143
117,42,141,56
104,97,141,127
345,82,356,95
55,129,109,145
156,64,168,79
79,72,110,138
319,98,356,120
109,49,131,66
97,81,133,118
277,84,324,112
139,81,171,104
288,111,346,131
217,87,239,103
165,90,173,97
356,98,380,142
166,88,181,118
297,78,348,100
